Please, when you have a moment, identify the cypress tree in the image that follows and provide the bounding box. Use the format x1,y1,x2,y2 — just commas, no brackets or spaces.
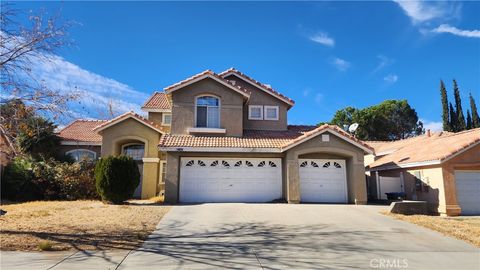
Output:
449,102,457,132
466,110,472,130
453,80,466,131
470,93,480,128
439,80,450,131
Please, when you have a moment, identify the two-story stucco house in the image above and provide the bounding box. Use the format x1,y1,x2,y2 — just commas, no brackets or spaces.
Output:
58,68,374,204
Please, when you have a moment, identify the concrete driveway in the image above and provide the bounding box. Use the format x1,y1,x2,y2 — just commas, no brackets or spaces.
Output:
2,204,479,269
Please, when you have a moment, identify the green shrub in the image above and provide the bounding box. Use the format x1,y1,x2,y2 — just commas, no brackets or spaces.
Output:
95,156,140,204
1,157,41,201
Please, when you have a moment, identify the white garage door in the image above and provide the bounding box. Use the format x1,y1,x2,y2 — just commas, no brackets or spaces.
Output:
180,158,282,203
455,171,480,215
299,159,347,203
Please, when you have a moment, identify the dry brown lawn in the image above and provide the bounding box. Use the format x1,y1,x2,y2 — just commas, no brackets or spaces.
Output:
387,213,480,247
0,200,170,251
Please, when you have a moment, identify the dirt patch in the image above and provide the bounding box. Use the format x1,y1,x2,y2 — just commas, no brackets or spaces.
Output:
0,200,170,251
386,213,480,247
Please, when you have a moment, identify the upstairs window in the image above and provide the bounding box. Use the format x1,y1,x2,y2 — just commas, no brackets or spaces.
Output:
248,105,263,120
162,113,172,126
264,106,279,120
196,96,220,128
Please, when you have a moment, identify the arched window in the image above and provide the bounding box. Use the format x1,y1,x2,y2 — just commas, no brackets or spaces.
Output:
66,149,96,162
122,144,145,161
196,96,220,128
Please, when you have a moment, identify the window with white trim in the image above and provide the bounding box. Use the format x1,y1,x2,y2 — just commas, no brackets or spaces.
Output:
196,96,220,128
248,105,263,120
66,149,96,162
264,106,279,120
162,113,172,126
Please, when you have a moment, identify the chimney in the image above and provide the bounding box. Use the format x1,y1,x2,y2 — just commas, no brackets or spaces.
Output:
426,129,431,137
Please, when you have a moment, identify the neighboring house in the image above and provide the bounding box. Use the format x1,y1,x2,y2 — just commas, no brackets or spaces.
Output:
65,68,374,203
57,120,106,161
366,129,480,216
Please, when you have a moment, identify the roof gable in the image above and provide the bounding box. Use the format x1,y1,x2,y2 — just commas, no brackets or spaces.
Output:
142,91,171,112
219,68,295,107
280,124,374,154
163,70,250,98
93,112,163,134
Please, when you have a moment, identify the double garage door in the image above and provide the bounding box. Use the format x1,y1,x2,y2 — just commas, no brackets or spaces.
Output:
455,171,480,215
180,158,282,203
179,157,348,203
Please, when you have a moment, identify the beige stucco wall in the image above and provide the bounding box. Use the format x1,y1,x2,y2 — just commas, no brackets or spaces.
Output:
284,131,367,204
170,78,245,136
98,118,162,199
148,112,171,133
223,74,289,131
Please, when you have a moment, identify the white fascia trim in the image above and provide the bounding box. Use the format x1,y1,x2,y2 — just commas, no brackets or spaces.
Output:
221,72,294,106
141,108,172,113
94,115,163,134
188,127,226,134
158,147,281,153
164,74,250,99
142,157,160,163
61,141,101,146
368,160,442,171
281,128,374,154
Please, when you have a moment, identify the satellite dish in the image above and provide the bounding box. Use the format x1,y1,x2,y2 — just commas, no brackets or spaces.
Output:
348,123,359,133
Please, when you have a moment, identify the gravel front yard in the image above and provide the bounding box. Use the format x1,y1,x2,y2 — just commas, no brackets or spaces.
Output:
387,213,480,247
0,200,170,251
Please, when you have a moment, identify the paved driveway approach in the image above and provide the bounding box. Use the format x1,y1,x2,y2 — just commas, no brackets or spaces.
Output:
2,204,479,270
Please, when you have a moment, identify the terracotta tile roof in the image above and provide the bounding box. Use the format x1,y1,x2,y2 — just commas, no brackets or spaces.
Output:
142,91,171,110
163,70,251,96
93,111,163,133
58,120,107,143
219,68,295,106
368,128,480,169
159,124,373,153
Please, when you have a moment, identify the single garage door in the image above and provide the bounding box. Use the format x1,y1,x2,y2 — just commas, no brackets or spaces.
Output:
179,158,282,203
299,159,347,203
455,171,480,215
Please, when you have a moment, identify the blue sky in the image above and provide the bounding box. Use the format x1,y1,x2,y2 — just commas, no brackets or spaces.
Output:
9,1,480,130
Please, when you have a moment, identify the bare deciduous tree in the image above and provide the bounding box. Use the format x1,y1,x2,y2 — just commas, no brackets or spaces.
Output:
1,4,79,156
1,3,79,117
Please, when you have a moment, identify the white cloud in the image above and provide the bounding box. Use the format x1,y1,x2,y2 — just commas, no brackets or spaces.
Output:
315,93,323,104
393,1,452,24
330,57,351,71
309,32,335,47
372,55,394,73
303,88,311,97
421,119,443,132
431,24,480,38
384,74,399,83
29,55,149,120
